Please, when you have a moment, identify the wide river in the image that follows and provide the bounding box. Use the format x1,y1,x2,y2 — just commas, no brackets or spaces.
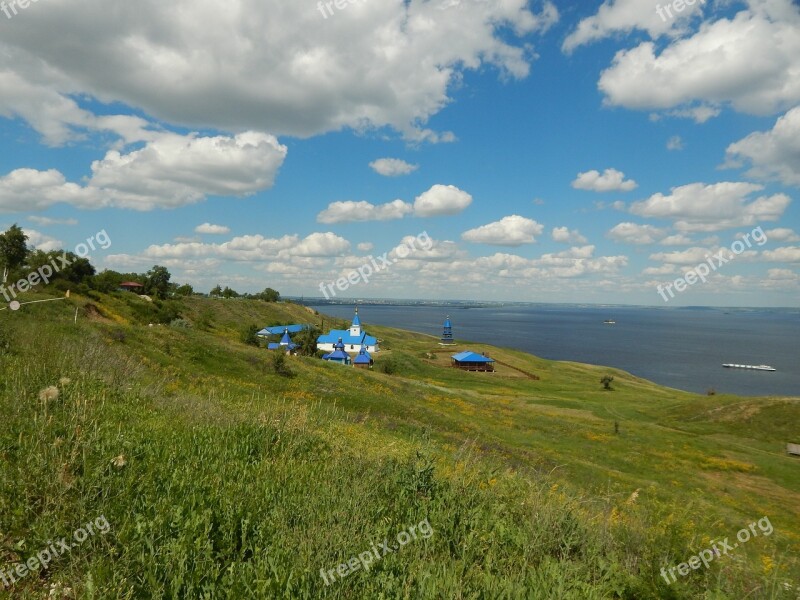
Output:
311,303,800,397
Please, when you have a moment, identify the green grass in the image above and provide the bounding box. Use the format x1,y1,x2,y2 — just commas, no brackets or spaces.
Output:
0,291,797,598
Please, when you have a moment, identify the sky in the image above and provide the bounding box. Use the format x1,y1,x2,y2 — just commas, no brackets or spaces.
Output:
0,0,798,306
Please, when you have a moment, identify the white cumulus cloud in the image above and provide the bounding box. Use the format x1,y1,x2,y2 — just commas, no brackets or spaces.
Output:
369,158,419,177
195,223,231,235
572,168,637,192
461,215,544,246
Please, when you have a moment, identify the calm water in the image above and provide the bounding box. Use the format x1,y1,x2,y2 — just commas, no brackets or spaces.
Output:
311,304,800,397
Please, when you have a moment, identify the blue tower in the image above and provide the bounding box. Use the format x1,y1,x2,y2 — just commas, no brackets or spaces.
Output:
440,315,455,345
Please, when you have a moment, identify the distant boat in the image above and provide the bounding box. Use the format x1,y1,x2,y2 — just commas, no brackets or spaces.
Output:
722,364,776,372
603,320,616,324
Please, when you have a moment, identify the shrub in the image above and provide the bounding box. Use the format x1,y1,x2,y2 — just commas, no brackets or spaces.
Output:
170,318,191,329
271,352,293,377
601,375,614,390
241,324,261,346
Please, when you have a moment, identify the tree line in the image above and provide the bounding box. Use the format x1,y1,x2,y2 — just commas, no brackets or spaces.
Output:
0,224,280,302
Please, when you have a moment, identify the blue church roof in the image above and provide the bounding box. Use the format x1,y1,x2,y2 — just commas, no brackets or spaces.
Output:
318,330,377,346
323,348,351,363
258,324,309,336
353,348,372,364
451,351,494,363
352,308,361,327
443,316,452,328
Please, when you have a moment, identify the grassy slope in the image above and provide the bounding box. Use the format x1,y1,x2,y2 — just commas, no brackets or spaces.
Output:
0,291,798,599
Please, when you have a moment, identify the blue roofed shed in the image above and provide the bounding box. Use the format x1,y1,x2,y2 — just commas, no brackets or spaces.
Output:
451,351,495,372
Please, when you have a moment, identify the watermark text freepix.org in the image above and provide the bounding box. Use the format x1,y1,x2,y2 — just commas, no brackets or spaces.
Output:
1,0,41,20
656,226,767,302
656,0,706,23
0,515,111,589
317,0,367,19
0,229,111,302
320,517,433,586
319,231,432,299
661,515,773,584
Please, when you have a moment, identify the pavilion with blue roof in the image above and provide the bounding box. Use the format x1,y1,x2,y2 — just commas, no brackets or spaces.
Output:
451,350,495,372
317,307,378,354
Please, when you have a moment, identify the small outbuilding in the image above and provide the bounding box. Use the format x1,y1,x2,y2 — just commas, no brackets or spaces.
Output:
322,338,351,365
451,350,495,372
268,328,298,354
353,347,374,369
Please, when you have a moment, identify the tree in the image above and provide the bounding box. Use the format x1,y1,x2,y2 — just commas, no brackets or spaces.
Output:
241,324,260,346
145,265,171,299
293,326,320,356
601,375,614,391
0,224,28,277
222,286,239,299
210,284,222,297
174,284,194,297
257,287,280,302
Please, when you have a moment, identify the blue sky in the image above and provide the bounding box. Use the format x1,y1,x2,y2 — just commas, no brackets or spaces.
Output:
0,0,798,306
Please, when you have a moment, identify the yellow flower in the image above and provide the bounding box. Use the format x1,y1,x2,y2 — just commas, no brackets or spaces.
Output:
111,455,127,469
761,555,775,575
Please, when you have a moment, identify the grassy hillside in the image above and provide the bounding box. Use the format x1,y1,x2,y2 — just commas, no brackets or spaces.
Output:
1,290,798,599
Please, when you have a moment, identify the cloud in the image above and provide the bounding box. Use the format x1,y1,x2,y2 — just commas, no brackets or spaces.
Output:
369,158,419,177
643,264,677,275
24,229,63,252
649,247,720,265
413,184,473,217
666,135,684,151
291,232,350,257
629,182,790,232
552,226,587,244
0,131,287,212
764,228,800,242
724,106,800,187
462,215,544,246
607,222,666,245
27,215,78,226
317,199,413,224
660,234,694,246
195,223,231,235
598,1,800,117
572,168,637,192
762,246,800,263
0,0,558,142
357,242,374,252
562,0,705,52
135,231,349,263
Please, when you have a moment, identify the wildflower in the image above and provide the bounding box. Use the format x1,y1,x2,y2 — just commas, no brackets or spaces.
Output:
111,455,127,469
625,489,640,505
39,386,60,402
761,555,775,575
59,377,71,386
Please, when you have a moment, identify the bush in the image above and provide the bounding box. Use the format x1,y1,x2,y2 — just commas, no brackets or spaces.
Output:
271,352,293,377
241,324,261,346
170,318,191,329
601,375,614,390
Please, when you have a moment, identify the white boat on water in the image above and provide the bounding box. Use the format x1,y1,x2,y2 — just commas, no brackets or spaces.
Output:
722,364,776,372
